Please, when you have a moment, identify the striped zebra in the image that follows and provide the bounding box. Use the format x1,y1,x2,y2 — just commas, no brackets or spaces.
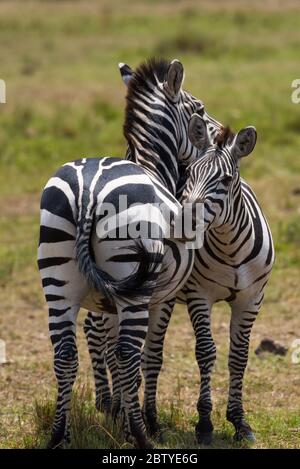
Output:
179,115,274,443
38,58,223,449
136,116,274,444
180,115,274,443
133,115,274,444
87,113,274,444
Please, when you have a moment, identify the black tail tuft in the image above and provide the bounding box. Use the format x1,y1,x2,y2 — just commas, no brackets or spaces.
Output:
75,218,164,302
107,239,164,299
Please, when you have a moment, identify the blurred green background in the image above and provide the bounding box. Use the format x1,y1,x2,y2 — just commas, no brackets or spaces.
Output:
0,0,299,449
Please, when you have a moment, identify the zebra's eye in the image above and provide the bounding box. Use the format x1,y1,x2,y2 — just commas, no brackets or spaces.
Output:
222,175,232,187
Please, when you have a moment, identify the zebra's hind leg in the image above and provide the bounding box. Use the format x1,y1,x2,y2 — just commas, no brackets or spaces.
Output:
84,310,111,413
142,298,176,439
102,311,122,420
115,300,153,449
186,291,215,445
226,303,258,443
48,303,80,449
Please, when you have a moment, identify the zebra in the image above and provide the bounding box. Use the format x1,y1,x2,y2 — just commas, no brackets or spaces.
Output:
179,114,274,443
83,62,224,438
83,60,223,435
87,112,274,445
37,58,223,449
149,114,274,443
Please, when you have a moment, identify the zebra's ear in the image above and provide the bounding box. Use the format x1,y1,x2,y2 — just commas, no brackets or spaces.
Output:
165,59,185,98
188,113,209,150
233,126,257,158
118,62,133,86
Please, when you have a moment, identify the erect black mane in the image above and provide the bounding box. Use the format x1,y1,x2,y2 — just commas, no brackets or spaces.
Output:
124,58,169,145
129,57,169,90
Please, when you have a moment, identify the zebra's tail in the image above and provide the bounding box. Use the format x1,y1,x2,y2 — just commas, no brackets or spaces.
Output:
75,217,164,302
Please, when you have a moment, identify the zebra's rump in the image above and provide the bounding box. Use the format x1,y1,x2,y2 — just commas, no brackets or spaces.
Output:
38,156,193,307
39,157,164,244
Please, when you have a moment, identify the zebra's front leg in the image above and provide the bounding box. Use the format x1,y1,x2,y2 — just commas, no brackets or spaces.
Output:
186,292,215,445
142,298,176,438
48,304,80,449
84,311,111,413
115,300,152,449
226,303,258,442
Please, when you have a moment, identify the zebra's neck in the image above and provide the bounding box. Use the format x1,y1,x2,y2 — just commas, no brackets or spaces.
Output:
125,139,179,196
206,177,255,262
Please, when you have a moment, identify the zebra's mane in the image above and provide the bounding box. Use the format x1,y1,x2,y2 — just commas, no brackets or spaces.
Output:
215,126,235,148
124,58,170,146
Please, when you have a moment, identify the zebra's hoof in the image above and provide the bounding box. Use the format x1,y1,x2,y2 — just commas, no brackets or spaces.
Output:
149,424,164,443
134,436,154,449
196,431,213,445
47,436,64,449
143,410,163,441
195,419,214,445
146,420,162,439
233,424,256,443
148,424,161,437
143,440,155,450
155,429,164,444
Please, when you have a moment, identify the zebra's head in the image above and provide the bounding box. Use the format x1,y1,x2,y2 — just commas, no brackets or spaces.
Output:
182,113,257,230
119,58,223,194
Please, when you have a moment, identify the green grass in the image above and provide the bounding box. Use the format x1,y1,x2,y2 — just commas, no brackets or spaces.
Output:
15,374,300,449
0,0,300,449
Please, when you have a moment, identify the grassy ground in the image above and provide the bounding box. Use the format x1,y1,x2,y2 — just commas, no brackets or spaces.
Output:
0,0,300,449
